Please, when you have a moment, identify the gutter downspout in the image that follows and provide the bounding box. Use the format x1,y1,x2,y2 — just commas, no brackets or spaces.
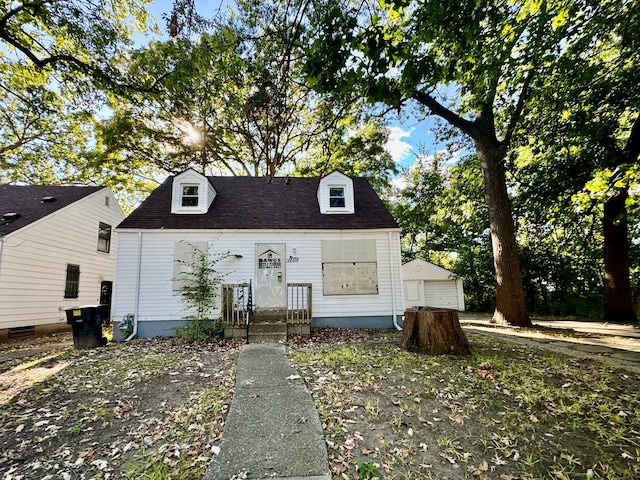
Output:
126,231,142,341
389,232,402,331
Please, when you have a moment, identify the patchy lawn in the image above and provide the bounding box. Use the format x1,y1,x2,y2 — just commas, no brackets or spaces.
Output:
0,337,242,480
289,330,640,480
0,328,638,480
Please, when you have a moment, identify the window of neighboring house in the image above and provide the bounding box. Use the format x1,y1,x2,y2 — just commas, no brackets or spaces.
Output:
329,187,346,208
64,264,80,298
321,239,378,295
181,184,199,207
97,222,112,253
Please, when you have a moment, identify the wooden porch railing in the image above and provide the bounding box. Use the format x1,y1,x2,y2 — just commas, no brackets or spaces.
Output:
287,283,312,325
222,283,250,326
221,283,312,326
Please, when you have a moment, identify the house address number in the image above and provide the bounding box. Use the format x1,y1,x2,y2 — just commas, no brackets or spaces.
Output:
287,256,299,263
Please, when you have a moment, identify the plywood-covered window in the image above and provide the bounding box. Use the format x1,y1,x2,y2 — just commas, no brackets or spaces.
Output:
173,241,208,291
322,239,378,295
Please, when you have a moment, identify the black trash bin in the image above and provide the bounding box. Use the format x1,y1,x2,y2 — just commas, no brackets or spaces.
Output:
65,305,109,349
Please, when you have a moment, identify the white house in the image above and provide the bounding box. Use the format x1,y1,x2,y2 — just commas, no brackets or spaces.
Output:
0,185,125,339
112,170,404,340
402,258,465,311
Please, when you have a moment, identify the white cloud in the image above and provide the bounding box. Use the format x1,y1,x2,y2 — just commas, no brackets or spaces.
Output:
386,126,413,163
391,176,408,192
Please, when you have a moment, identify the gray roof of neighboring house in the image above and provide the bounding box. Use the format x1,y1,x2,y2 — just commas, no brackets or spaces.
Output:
0,185,106,236
118,175,398,230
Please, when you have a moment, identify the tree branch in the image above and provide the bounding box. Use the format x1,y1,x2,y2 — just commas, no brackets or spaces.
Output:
623,113,640,164
501,65,536,150
412,90,474,137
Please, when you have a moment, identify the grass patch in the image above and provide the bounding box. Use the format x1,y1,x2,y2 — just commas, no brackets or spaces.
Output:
289,331,640,479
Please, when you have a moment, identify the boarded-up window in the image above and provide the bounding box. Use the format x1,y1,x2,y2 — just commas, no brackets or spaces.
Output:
173,241,208,291
322,240,378,295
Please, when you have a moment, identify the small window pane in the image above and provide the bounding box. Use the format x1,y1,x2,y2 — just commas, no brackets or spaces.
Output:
329,187,345,208
65,264,80,298
182,185,199,207
98,222,111,253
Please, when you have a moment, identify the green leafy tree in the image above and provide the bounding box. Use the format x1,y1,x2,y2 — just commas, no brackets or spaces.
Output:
393,153,495,311
514,1,640,321
0,0,158,210
174,243,230,341
0,0,154,92
293,118,398,194
303,0,638,326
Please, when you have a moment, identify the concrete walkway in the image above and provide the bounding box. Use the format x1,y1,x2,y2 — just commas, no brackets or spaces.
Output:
203,344,331,480
459,313,640,370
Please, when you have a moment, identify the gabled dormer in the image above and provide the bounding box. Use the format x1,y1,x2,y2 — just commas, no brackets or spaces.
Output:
171,169,216,214
317,171,355,214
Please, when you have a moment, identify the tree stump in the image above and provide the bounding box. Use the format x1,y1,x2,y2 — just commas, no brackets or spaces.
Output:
401,307,471,355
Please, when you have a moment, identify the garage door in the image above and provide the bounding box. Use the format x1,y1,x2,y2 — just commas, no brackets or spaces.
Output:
423,280,459,309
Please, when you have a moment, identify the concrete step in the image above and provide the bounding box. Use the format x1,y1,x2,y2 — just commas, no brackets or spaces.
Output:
248,332,287,343
250,322,287,333
251,309,287,323
248,321,287,343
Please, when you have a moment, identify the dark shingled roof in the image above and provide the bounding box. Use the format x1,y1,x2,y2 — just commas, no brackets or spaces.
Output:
118,176,398,230
0,185,106,236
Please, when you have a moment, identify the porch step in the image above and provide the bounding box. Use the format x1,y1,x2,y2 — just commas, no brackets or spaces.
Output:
251,309,287,324
248,322,287,344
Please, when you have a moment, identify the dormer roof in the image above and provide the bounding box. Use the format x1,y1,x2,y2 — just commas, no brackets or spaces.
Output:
170,169,216,214
317,171,355,214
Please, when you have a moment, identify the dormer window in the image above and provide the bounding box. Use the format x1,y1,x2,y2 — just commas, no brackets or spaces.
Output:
317,171,355,214
181,185,199,207
329,187,345,208
171,169,216,214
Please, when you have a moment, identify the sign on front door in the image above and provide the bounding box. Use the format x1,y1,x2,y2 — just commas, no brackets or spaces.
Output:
255,243,286,309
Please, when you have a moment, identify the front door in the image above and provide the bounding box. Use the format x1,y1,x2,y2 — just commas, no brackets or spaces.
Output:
255,243,286,309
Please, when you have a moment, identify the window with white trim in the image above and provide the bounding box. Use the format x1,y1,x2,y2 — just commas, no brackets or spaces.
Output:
181,184,199,207
97,222,111,253
329,187,346,208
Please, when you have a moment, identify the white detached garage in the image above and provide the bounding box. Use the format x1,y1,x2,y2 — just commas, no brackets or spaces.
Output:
402,258,465,311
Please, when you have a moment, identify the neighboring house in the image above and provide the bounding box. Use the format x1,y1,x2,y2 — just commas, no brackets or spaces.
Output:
112,169,404,340
402,258,465,311
0,185,125,339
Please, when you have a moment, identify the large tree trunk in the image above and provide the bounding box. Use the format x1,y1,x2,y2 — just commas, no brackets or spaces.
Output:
472,113,531,327
411,93,530,327
603,189,637,323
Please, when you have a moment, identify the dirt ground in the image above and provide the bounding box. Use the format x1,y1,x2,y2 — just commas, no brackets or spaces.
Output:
0,327,638,480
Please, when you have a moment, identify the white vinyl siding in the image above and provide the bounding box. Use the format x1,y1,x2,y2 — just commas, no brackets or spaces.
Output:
0,189,124,330
423,281,461,309
172,241,207,291
112,230,404,326
402,259,465,311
